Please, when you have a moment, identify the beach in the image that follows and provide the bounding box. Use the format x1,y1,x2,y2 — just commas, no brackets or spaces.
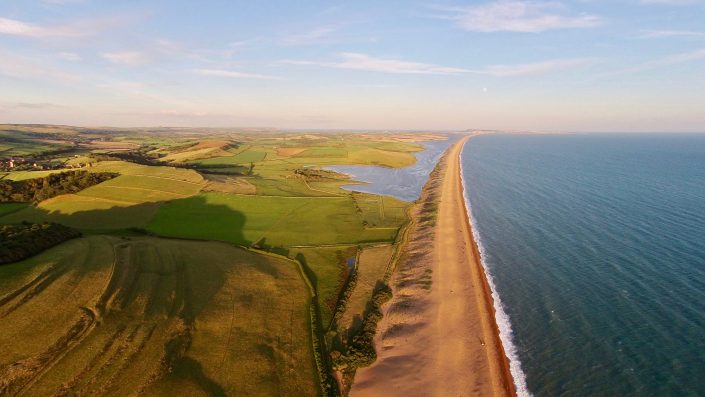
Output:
351,135,515,397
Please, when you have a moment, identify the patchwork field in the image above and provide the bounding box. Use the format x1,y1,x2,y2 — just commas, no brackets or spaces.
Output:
0,125,446,396
1,161,205,230
0,236,317,396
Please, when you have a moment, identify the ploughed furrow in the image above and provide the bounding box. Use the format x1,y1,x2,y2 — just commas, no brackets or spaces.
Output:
98,323,159,396
0,264,58,310
0,309,95,396
53,324,127,396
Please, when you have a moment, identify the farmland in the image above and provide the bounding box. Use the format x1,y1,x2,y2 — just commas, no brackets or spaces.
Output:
0,124,447,396
0,236,317,396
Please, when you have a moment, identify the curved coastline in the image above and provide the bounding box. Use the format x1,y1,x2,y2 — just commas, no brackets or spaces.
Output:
459,137,531,396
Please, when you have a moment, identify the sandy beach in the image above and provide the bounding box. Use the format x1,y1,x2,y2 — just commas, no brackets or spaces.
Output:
351,136,516,397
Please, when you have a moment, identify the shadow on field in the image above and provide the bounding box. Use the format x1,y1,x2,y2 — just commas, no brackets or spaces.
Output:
0,196,248,247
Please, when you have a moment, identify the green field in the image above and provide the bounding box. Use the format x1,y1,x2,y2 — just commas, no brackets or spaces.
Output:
0,125,446,396
289,246,357,326
0,203,28,218
147,192,398,247
1,161,205,230
337,245,395,339
0,236,317,396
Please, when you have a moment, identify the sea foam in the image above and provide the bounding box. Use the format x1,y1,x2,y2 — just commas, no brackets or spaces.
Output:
459,147,532,397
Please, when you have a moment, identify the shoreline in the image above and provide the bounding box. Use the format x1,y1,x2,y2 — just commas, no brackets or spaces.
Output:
459,142,531,397
351,135,517,396
457,137,518,396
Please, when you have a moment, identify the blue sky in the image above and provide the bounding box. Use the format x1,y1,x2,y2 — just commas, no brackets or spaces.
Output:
1,0,704,131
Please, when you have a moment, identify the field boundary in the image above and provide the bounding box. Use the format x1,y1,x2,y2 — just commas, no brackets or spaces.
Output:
246,247,339,397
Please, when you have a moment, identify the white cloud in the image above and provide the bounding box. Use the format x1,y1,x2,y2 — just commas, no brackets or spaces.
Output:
281,26,338,46
59,52,82,61
283,53,595,77
10,102,62,109
193,69,280,80
438,1,601,33
42,0,86,5
0,17,47,37
638,30,705,38
0,49,80,82
101,51,149,66
614,47,705,75
0,16,93,38
483,58,598,76
643,48,705,68
283,53,472,75
639,0,703,5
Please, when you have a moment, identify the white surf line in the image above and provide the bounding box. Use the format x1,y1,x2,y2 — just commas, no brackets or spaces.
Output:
459,140,532,397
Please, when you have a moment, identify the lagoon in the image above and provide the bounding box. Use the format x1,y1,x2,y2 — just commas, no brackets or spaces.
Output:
326,136,458,202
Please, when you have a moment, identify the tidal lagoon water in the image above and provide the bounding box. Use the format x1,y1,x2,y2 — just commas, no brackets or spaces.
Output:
326,137,458,201
461,134,705,396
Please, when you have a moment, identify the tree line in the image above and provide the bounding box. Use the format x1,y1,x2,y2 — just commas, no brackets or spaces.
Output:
0,222,81,264
0,170,117,204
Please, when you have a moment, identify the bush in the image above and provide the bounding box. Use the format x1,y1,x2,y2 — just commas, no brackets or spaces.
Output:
332,284,392,371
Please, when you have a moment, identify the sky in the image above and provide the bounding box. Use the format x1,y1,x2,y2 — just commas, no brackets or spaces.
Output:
1,0,704,132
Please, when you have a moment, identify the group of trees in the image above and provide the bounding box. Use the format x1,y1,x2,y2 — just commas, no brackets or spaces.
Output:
331,284,393,371
294,168,344,181
0,222,81,264
91,149,247,176
89,148,163,166
0,170,117,203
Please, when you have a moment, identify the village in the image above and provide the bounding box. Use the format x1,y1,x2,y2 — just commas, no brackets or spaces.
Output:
0,155,92,172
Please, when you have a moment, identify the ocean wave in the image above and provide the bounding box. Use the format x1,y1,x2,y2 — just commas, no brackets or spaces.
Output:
459,146,533,397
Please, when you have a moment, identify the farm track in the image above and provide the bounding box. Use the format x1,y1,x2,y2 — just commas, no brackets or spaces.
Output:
229,192,346,199
89,185,192,197
109,174,204,186
54,195,139,206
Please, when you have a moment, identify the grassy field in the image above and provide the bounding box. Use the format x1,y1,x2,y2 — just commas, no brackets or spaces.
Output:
0,236,317,396
195,148,267,166
289,246,357,326
0,203,28,218
147,192,398,248
337,244,395,339
1,161,205,230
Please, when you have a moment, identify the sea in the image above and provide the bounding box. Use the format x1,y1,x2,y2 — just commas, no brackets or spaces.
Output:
461,133,705,396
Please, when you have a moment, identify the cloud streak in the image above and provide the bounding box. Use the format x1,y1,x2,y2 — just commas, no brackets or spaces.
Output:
642,48,705,68
638,29,705,38
437,1,601,33
281,26,339,46
0,16,94,38
639,0,703,5
193,69,280,80
101,51,150,66
283,53,596,77
0,49,80,82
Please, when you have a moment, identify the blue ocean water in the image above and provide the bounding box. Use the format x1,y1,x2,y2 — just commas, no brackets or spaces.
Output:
461,134,705,397
326,137,458,202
